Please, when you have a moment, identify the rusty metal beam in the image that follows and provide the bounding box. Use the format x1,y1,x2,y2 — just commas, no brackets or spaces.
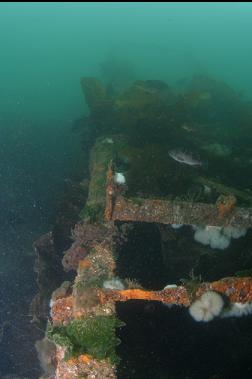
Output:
110,195,252,228
51,277,252,325
99,277,252,306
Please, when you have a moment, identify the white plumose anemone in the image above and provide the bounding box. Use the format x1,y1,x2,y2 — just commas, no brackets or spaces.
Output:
103,278,125,290
163,284,178,289
193,225,247,250
222,226,247,239
114,172,126,185
221,302,252,318
194,226,230,249
171,224,183,229
189,291,224,322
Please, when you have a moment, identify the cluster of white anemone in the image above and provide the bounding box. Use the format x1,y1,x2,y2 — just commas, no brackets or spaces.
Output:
193,225,247,250
189,291,224,322
114,172,126,185
170,224,247,250
189,291,252,322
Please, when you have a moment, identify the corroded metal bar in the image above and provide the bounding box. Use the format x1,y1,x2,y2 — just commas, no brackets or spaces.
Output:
111,195,252,228
51,277,252,326
98,287,190,307
99,277,252,305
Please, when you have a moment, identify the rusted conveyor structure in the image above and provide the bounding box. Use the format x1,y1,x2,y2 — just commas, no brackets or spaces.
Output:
46,73,252,378
105,164,252,228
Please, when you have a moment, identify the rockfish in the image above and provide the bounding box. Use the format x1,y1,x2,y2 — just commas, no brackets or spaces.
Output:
169,149,203,167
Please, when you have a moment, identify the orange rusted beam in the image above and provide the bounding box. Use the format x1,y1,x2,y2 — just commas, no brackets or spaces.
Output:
99,277,252,306
98,287,189,306
51,277,252,325
99,277,252,305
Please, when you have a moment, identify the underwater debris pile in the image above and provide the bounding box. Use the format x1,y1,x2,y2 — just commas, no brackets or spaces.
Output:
33,75,252,379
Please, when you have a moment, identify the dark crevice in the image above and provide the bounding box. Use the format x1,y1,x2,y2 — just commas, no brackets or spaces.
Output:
116,300,252,379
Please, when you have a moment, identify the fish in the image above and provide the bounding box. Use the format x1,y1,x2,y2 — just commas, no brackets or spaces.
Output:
168,149,203,166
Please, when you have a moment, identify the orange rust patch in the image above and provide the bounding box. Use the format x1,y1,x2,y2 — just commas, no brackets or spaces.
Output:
216,195,236,218
78,259,91,270
66,354,92,367
79,354,92,363
119,289,160,300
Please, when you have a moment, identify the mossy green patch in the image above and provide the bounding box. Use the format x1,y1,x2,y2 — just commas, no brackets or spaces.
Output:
80,203,104,223
81,135,129,222
47,316,124,364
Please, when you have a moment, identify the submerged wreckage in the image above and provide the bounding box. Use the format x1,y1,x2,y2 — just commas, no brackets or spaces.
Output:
33,75,252,378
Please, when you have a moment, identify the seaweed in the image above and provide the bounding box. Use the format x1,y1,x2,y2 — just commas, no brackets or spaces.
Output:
47,315,124,364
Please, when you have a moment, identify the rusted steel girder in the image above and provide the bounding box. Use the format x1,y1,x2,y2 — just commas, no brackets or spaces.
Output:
109,195,252,228
99,277,252,305
51,277,252,325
